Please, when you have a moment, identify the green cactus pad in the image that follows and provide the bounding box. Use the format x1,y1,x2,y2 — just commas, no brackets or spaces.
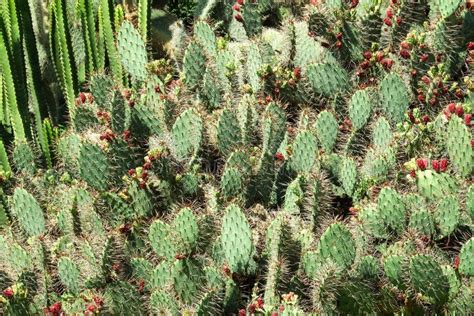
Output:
434,195,459,238
384,255,407,289
194,21,216,57
339,157,357,196
409,208,435,237
262,102,286,155
290,130,317,174
446,116,473,177
318,223,356,269
117,21,148,80
12,188,45,237
349,90,372,130
149,219,175,259
377,188,406,235
459,238,474,277
221,204,253,273
372,117,392,153
307,62,349,97
379,73,409,123
217,109,241,156
416,171,458,201
315,110,338,153
171,108,203,160
173,208,199,255
58,257,81,294
221,167,244,200
438,0,462,18
79,142,111,191
409,255,449,303
183,42,206,88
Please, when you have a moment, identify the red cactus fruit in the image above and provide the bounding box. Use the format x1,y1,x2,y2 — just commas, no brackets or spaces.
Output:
79,92,87,104
143,162,152,170
271,312,279,316
239,309,246,316
447,103,456,113
256,297,264,309
128,169,136,176
440,158,448,172
400,49,410,59
429,97,437,106
350,0,359,8
279,305,285,312
400,41,410,49
381,58,393,70
467,42,474,50
237,0,245,4
465,114,472,126
2,288,13,298
417,94,425,103
376,51,384,62
396,17,402,25
432,160,440,172
235,14,243,22
360,60,370,69
293,67,301,79
93,296,103,307
421,76,430,85
175,254,185,260
455,105,464,117
408,111,416,123
49,302,62,315
453,255,460,269
248,303,256,313
420,54,429,62
422,115,430,123
384,17,393,27
472,139,474,149
410,170,416,178
336,32,343,41
87,304,96,312
386,7,394,18
363,51,372,60
411,70,417,77
335,40,343,48
416,158,428,170
232,3,240,11
275,152,285,161
139,180,146,189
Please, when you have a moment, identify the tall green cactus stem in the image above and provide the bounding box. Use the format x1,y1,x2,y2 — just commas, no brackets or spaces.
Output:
137,0,149,42
0,28,25,142
100,0,122,83
51,0,77,112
